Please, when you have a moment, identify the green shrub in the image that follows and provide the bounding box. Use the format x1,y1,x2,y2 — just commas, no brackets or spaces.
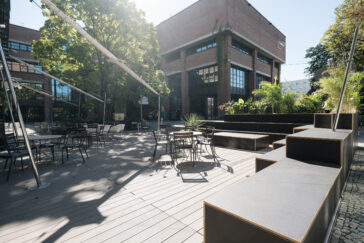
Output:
182,113,204,127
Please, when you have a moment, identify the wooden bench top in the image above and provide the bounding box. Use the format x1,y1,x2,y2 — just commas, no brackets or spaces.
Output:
205,158,340,242
214,132,268,139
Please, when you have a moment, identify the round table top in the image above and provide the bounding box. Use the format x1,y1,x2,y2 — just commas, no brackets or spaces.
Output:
19,135,63,141
169,131,202,136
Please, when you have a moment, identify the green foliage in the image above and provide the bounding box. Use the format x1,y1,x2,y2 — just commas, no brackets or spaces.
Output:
32,0,168,121
321,0,364,71
295,93,325,113
281,91,298,113
182,113,204,127
252,79,283,113
318,67,363,113
304,44,333,93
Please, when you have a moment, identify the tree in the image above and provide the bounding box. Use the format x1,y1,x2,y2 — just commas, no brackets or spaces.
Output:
318,67,363,113
32,0,168,122
321,0,364,71
304,44,332,93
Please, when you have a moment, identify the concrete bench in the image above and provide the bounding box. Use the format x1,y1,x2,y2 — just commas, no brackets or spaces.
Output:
204,158,343,243
213,132,269,151
255,146,286,172
272,138,286,149
293,124,314,133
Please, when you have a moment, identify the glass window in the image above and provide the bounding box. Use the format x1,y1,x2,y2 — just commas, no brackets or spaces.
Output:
257,53,272,65
256,74,270,89
12,62,20,72
230,66,247,96
188,65,219,87
187,39,216,56
10,42,20,50
165,51,180,62
20,44,27,51
27,45,33,52
34,65,42,74
53,79,72,101
20,64,28,72
232,39,252,55
207,97,215,120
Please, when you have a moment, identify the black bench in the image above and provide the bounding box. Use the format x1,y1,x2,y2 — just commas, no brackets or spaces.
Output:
255,146,286,172
204,158,343,243
213,132,269,151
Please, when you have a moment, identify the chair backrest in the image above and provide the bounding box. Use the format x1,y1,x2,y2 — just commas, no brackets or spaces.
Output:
5,133,18,150
103,125,111,133
185,125,196,131
109,124,125,133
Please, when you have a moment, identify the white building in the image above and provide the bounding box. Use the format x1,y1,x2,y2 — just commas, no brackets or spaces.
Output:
281,79,310,94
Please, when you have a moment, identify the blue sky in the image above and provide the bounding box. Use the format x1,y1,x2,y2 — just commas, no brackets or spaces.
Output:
10,0,342,82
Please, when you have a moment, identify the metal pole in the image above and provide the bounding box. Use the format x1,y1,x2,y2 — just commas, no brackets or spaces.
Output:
333,25,360,132
158,95,161,131
0,69,18,138
103,92,106,125
0,41,42,188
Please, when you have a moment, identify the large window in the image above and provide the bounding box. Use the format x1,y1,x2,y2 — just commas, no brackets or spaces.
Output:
256,74,270,89
8,41,33,52
165,51,180,62
189,65,218,87
7,61,43,75
186,39,216,56
230,66,247,96
232,39,252,55
52,79,72,101
207,97,216,120
257,53,272,65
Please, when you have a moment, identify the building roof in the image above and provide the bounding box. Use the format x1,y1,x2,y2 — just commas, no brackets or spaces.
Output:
9,24,40,44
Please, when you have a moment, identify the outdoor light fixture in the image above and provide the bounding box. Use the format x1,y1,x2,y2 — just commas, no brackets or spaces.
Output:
0,24,6,29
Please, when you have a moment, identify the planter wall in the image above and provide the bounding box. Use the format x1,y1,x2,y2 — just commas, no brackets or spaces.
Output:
224,113,314,124
314,113,358,130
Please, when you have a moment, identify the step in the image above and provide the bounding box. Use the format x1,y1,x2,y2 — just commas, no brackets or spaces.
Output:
204,158,342,243
203,121,306,134
286,129,354,175
293,124,314,133
272,139,286,149
255,146,286,172
213,132,269,151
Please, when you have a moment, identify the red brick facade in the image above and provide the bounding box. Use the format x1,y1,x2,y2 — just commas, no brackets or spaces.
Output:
157,0,286,119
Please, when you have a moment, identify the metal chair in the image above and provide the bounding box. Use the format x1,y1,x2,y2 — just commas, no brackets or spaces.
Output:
61,131,88,164
1,134,36,181
172,132,197,166
197,126,217,162
152,130,170,162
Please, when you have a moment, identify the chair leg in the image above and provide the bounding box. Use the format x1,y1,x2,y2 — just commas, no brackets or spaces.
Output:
3,158,8,170
52,147,55,161
6,157,14,182
79,147,85,163
21,156,24,171
84,147,88,158
66,147,69,160
61,148,64,164
152,144,157,161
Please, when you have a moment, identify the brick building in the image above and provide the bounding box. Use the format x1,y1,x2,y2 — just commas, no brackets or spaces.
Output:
6,24,74,122
157,0,286,120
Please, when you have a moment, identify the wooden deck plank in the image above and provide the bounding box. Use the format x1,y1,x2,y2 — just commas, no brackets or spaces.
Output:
0,133,257,243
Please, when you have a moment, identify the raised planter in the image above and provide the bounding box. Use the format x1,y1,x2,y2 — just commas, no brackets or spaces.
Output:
314,113,358,130
224,113,314,124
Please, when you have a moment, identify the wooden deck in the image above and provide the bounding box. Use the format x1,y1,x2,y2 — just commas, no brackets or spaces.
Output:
0,132,264,242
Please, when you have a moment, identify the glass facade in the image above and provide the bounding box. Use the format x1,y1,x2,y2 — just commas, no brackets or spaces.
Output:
256,74,270,89
232,39,252,55
168,74,182,120
52,79,72,101
230,66,247,98
186,39,216,56
206,97,216,120
7,61,43,74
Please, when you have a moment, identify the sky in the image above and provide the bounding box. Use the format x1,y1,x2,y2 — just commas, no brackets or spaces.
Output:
10,0,342,82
